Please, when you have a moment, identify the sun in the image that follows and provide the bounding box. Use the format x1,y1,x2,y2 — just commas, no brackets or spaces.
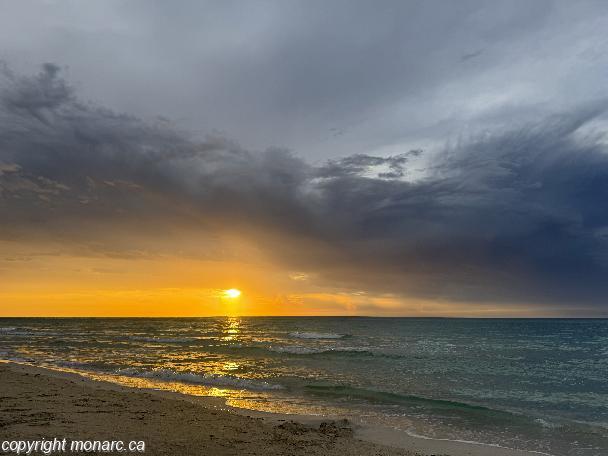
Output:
223,288,241,299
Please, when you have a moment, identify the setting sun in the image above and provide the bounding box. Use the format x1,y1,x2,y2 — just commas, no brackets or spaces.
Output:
223,288,241,299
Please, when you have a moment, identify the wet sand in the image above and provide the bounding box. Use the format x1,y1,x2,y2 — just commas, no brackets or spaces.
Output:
0,362,542,456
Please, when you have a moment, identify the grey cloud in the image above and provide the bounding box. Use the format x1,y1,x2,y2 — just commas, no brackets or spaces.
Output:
317,150,422,179
1,65,608,311
2,1,606,160
460,49,484,62
0,63,71,123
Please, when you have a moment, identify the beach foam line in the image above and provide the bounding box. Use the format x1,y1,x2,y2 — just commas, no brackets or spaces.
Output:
0,353,32,363
115,367,284,391
403,428,556,456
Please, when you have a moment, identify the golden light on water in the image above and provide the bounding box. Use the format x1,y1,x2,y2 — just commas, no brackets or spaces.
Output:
224,288,241,299
221,317,241,341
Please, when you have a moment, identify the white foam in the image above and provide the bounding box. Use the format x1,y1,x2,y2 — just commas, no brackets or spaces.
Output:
404,428,556,456
268,345,368,355
534,418,560,429
0,327,34,336
127,336,198,344
269,346,324,354
289,332,347,339
115,368,283,391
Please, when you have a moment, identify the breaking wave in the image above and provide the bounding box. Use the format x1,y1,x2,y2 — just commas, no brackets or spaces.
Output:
127,336,199,344
268,346,373,356
0,327,34,336
289,332,348,339
304,384,516,418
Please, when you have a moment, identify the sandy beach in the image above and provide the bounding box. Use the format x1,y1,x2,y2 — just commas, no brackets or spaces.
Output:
0,362,543,456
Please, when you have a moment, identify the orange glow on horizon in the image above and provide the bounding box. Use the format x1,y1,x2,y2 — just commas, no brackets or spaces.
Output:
0,240,563,318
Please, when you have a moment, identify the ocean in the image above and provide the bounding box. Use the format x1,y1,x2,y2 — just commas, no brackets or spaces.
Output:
0,317,606,455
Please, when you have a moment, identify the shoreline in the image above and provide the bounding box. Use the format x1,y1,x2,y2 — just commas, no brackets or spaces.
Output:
0,361,544,456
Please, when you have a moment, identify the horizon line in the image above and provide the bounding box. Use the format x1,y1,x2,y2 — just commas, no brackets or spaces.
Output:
1,315,607,319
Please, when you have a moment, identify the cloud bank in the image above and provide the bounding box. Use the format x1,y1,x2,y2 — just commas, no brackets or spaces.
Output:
2,1,607,160
1,64,608,311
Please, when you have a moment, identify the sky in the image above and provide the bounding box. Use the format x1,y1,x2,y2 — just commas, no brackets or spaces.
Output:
1,0,608,316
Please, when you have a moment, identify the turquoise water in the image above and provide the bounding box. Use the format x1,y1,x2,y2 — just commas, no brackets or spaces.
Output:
0,317,606,455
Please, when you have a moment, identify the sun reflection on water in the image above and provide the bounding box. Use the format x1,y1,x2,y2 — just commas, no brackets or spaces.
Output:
222,361,240,371
220,317,241,341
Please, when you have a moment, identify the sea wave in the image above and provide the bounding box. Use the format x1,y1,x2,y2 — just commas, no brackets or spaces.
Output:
50,359,122,372
0,351,32,363
115,367,284,391
534,418,561,429
0,327,34,336
220,343,398,359
127,336,199,344
289,332,348,339
268,346,372,356
304,384,515,417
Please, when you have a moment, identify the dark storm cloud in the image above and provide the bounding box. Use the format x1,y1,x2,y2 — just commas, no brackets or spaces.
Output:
2,65,608,309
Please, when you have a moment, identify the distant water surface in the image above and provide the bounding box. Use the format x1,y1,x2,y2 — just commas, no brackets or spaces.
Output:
1,317,606,455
